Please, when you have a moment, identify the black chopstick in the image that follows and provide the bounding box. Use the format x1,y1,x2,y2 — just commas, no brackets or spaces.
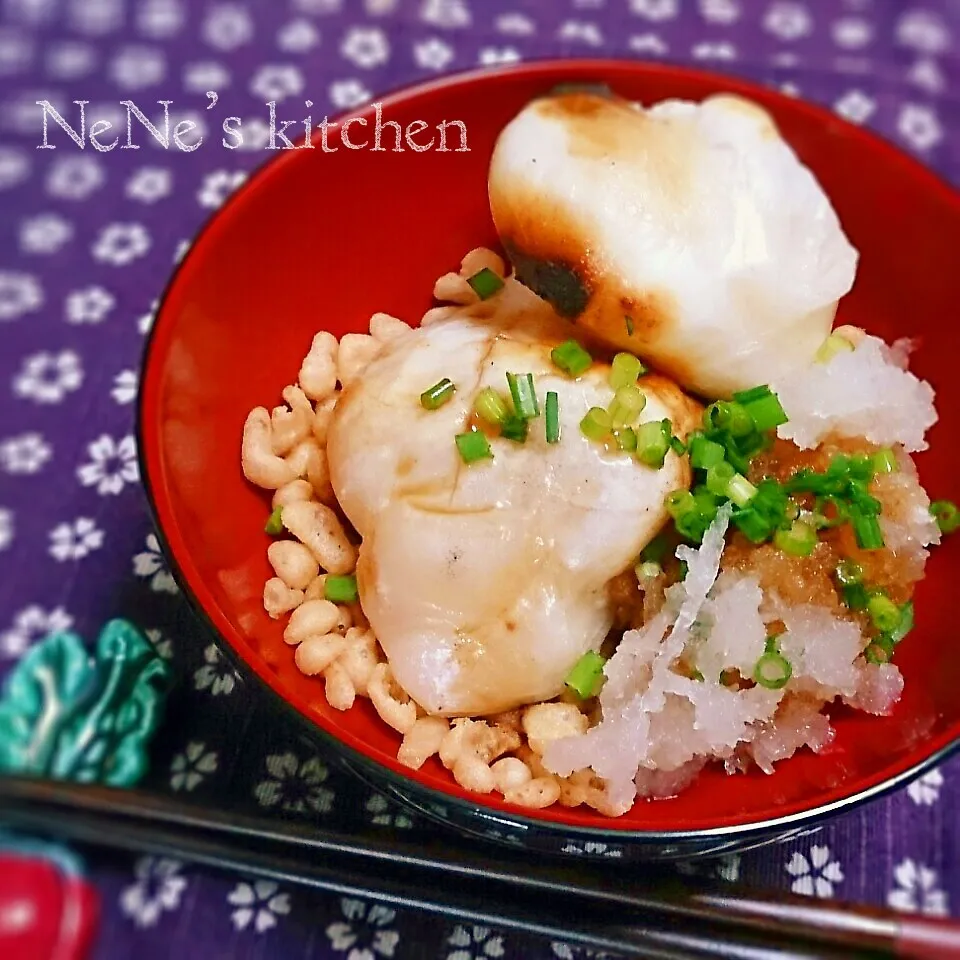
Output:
0,775,947,959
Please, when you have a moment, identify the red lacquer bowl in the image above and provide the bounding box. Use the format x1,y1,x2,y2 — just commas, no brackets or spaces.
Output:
139,61,960,858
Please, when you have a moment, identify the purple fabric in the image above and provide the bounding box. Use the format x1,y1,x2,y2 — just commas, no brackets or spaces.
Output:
0,0,958,956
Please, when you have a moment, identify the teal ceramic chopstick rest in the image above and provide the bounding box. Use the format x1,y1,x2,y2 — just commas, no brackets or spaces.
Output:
0,619,172,786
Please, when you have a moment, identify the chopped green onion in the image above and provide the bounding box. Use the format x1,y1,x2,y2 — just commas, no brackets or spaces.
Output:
889,600,914,644
835,560,863,587
665,489,696,519
466,267,504,300
842,582,870,610
867,592,901,632
670,435,686,456
873,448,898,475
551,339,592,377
731,385,774,405
264,506,284,536
692,488,720,526
640,534,670,565
420,378,456,410
774,519,818,558
610,352,645,389
666,489,710,542
324,574,358,604
500,415,528,443
580,406,611,442
727,473,758,508
732,507,772,543
613,427,637,453
704,401,754,439
455,430,493,464
636,419,671,468
930,499,960,534
545,391,560,444
474,387,509,426
624,315,635,336
608,384,646,427
565,650,606,698
635,561,662,580
852,512,885,550
705,461,735,498
506,372,540,420
813,495,849,528
743,394,788,432
689,435,726,470
815,331,855,364
753,651,792,690
864,635,895,665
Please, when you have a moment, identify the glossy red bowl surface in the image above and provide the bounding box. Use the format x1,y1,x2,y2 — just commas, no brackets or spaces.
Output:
140,61,960,839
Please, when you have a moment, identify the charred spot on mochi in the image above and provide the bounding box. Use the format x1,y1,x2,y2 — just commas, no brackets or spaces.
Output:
505,242,590,319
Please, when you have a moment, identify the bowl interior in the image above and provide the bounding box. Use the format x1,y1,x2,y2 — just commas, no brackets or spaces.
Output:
141,61,960,835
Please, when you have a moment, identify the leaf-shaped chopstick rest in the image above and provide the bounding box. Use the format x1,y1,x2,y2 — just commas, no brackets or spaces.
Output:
0,619,172,787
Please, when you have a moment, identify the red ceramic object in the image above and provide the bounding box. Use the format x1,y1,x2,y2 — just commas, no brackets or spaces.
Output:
139,61,960,844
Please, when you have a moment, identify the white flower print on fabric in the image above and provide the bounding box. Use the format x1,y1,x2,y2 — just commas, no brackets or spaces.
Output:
202,4,253,51
228,880,291,933
0,147,29,190
172,238,191,263
0,509,12,552
45,41,97,79
293,0,342,13
77,434,138,495
629,33,668,55
908,59,945,95
0,433,52,474
126,167,172,203
698,0,739,24
46,155,104,200
478,47,521,66
895,9,950,55
629,0,677,22
133,533,179,594
67,0,123,36
182,61,230,93
559,842,623,859
413,37,454,71
832,17,872,49
341,27,390,69
907,768,944,806
278,19,320,53
366,0,398,13
763,1,811,41
420,0,471,29
785,845,844,898
834,89,875,124
692,41,737,60
0,606,73,659
136,0,185,39
326,898,399,959
888,859,949,916
329,79,371,109
250,63,304,101
13,350,83,404
254,752,334,813
111,370,139,405
558,21,603,46
65,285,115,325
0,272,42,320
898,103,943,152
19,213,73,254
194,643,237,696
92,223,151,266
550,944,615,960
366,793,413,829
197,169,247,209
779,82,801,97
771,51,800,68
138,299,158,335
446,925,505,960
120,858,187,928
170,742,218,791
109,45,166,88
496,13,535,36
49,517,104,561
145,628,173,660
0,28,34,76
676,855,742,882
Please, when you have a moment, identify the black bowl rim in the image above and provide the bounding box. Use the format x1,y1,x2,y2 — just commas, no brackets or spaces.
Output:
136,57,960,846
